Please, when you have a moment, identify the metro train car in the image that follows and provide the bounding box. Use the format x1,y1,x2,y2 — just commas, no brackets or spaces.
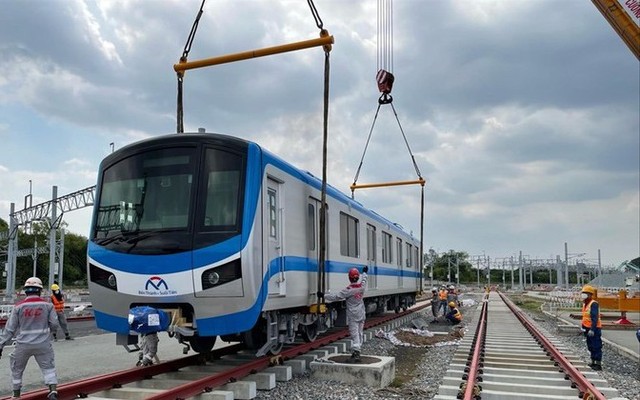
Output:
87,133,422,355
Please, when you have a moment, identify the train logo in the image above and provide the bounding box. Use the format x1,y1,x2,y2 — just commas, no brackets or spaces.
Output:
141,276,176,296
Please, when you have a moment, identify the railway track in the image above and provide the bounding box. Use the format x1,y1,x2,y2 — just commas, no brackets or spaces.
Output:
4,303,428,400
435,291,626,400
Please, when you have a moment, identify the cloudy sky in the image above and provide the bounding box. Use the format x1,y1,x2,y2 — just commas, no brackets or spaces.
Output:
1,0,638,268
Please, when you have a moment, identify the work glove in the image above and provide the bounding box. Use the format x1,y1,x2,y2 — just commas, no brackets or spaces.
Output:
362,265,368,274
587,330,594,337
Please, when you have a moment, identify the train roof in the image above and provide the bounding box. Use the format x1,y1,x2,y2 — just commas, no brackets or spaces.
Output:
102,132,417,241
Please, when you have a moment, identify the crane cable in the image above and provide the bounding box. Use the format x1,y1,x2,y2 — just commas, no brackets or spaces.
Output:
306,0,332,313
352,0,425,294
176,0,207,134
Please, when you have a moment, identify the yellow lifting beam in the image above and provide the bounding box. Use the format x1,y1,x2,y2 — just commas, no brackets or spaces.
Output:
350,178,425,192
591,0,640,60
174,32,334,74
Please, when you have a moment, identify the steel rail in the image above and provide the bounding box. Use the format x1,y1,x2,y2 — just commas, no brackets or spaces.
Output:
146,303,428,400
462,293,488,400
499,292,607,400
7,303,427,400
0,315,93,328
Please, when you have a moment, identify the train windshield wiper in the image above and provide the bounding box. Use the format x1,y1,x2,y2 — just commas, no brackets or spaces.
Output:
95,230,144,246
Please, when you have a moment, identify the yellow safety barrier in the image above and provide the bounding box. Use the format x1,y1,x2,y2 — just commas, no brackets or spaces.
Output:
595,289,640,325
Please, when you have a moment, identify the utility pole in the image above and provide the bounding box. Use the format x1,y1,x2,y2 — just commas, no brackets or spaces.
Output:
597,249,602,283
564,242,569,289
518,251,523,290
510,256,514,290
32,239,38,277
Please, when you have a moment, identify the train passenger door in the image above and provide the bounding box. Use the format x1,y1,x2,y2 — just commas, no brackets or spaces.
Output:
396,238,403,288
366,224,377,289
265,177,285,297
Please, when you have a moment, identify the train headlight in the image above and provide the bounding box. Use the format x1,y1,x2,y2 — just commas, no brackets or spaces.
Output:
89,263,118,291
201,258,242,290
205,271,220,286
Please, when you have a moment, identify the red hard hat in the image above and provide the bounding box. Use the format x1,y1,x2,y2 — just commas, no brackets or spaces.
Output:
348,268,360,282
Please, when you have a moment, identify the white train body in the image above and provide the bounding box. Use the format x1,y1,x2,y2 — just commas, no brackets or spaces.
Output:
88,133,421,354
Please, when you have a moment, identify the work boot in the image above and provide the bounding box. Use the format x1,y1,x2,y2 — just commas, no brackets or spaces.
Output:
591,360,602,371
12,389,20,398
65,335,73,340
351,350,361,363
52,334,57,342
47,391,58,400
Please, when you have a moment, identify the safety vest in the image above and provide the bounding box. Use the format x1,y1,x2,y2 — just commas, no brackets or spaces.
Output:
51,295,64,313
581,299,602,328
438,289,447,300
451,307,462,321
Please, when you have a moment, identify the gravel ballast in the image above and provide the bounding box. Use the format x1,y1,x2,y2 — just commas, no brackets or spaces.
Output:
255,293,640,400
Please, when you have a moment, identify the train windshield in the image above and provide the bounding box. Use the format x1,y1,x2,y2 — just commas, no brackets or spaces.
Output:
93,145,245,253
94,146,194,237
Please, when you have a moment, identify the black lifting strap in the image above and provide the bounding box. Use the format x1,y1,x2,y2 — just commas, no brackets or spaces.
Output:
351,100,423,197
307,0,331,311
176,0,206,134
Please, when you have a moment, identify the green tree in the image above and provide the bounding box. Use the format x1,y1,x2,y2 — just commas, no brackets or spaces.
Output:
423,249,474,284
2,220,88,290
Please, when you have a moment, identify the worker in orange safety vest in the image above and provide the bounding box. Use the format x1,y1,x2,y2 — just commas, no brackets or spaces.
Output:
580,285,602,370
50,283,72,341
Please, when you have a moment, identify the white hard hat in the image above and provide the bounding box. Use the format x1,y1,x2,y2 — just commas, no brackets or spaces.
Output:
24,277,43,289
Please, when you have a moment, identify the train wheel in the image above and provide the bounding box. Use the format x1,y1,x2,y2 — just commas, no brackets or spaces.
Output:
301,323,318,342
188,336,217,353
269,340,284,355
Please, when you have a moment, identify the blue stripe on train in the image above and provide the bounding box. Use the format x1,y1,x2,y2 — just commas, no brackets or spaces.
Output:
95,257,421,335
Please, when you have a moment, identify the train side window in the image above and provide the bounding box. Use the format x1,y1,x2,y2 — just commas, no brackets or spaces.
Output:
366,224,376,262
339,212,359,258
396,238,403,267
382,231,392,263
307,203,316,250
268,188,277,238
406,242,412,267
414,246,419,269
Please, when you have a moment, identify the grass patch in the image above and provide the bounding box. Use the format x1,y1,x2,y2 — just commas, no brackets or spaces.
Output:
389,377,406,388
509,295,543,312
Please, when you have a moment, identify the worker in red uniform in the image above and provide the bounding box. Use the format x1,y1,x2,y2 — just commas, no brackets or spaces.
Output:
580,285,602,370
325,266,368,362
50,283,72,341
0,277,59,399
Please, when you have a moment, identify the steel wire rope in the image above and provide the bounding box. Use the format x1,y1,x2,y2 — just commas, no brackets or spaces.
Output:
352,0,425,293
305,0,332,318
176,0,206,134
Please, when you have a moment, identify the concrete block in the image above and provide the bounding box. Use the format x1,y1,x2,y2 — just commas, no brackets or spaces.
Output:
241,372,276,390
93,387,163,400
265,365,292,381
296,353,318,367
329,342,347,353
220,381,257,400
321,344,340,355
193,391,234,400
309,349,330,359
283,359,306,375
310,354,395,389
